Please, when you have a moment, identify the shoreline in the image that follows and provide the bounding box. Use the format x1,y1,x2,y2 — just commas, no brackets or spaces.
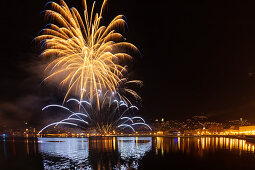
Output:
2,134,255,143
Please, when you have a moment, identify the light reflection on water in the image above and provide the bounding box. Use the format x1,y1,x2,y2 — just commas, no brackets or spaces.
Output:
155,137,255,158
2,136,255,169
38,138,90,169
116,137,152,169
38,137,152,169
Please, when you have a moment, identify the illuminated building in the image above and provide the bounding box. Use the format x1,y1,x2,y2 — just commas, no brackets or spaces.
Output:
239,126,255,132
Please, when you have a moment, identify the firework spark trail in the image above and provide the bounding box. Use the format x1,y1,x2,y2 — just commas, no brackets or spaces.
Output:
131,123,152,131
35,0,138,107
38,97,151,134
38,122,85,134
42,104,84,120
117,124,135,132
115,79,143,105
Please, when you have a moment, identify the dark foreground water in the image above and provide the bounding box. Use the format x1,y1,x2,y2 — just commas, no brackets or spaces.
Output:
1,136,255,169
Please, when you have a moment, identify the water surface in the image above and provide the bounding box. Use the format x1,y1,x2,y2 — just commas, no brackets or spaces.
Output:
1,136,255,169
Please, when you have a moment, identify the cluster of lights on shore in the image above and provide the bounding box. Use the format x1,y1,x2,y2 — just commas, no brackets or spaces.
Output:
196,128,255,136
36,0,151,134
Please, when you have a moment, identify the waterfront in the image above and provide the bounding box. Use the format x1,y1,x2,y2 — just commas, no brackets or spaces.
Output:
1,137,255,169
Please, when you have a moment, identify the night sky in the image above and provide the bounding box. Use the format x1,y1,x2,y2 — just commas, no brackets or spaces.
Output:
2,0,255,128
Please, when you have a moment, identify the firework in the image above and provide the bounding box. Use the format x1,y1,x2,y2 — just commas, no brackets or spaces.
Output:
38,96,151,134
35,0,138,107
115,78,143,105
35,0,149,134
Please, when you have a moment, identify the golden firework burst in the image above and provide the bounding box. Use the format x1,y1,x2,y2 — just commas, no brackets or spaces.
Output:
35,0,138,108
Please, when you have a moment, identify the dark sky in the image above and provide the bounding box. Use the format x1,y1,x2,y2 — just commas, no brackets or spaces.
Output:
2,0,255,127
